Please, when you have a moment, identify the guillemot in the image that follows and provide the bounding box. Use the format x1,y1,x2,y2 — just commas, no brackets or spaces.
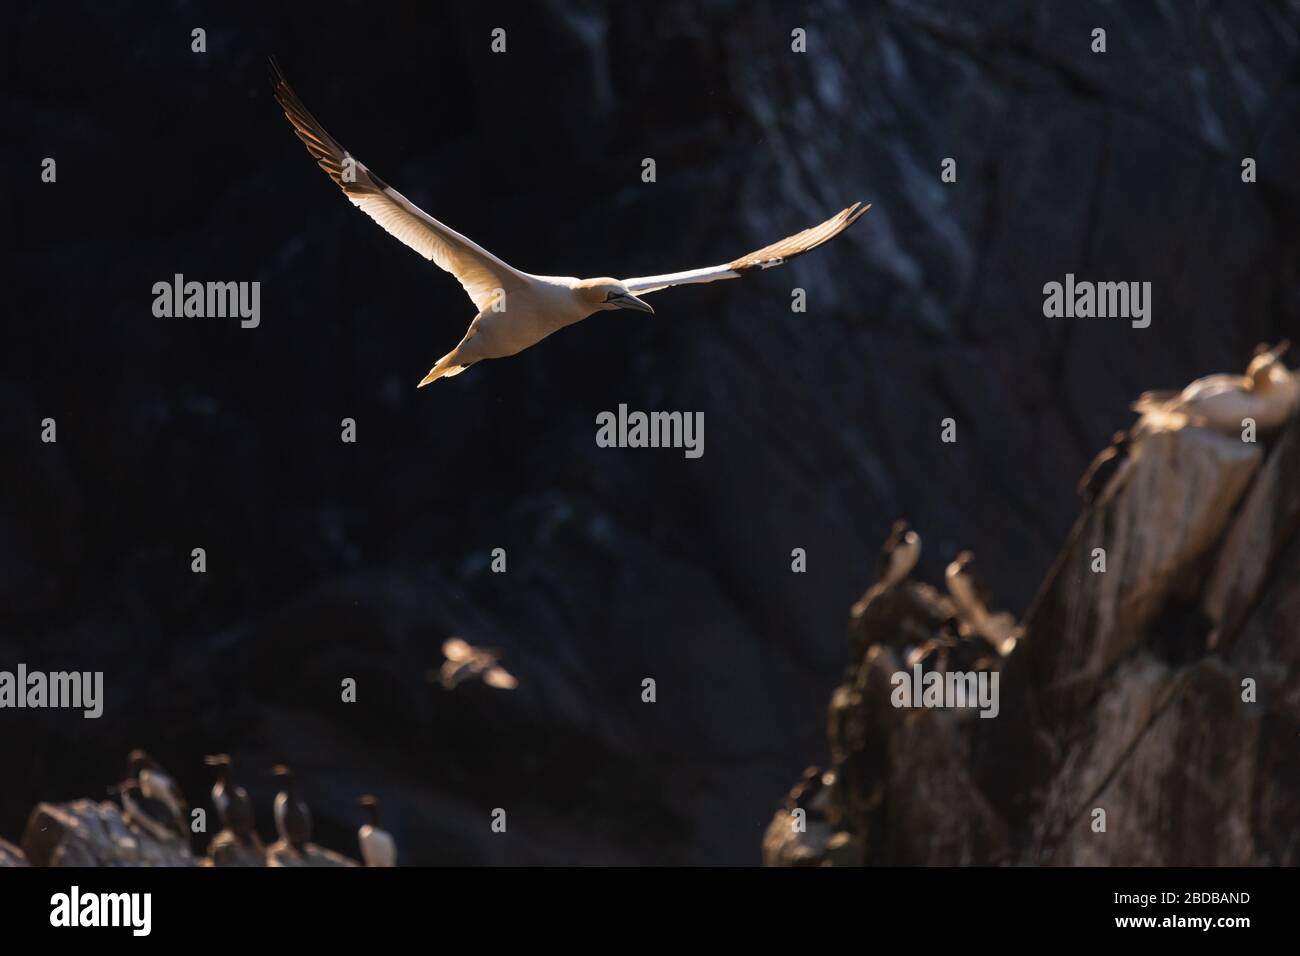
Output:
356,795,397,867
205,754,258,845
944,551,1021,656
125,750,187,836
1132,341,1297,434
875,520,921,589
431,637,519,690
272,764,313,852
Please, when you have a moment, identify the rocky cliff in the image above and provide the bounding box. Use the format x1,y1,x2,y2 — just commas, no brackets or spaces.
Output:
766,414,1300,865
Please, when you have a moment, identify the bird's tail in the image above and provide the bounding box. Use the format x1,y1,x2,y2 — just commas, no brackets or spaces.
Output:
417,351,470,388
1131,389,1180,414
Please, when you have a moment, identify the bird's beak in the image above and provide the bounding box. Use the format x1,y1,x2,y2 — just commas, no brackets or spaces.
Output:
612,293,654,314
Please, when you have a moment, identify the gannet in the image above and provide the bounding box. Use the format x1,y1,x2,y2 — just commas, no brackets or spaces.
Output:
1132,341,1297,434
126,749,187,836
271,61,870,386
875,520,921,589
944,551,1020,656
356,795,397,867
433,637,519,690
271,764,312,851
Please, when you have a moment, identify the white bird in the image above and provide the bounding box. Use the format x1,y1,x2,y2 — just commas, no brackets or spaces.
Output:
271,61,870,387
1132,341,1297,434
357,795,397,867
434,637,518,691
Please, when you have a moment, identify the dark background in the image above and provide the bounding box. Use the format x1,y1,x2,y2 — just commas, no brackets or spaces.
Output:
2,0,1297,864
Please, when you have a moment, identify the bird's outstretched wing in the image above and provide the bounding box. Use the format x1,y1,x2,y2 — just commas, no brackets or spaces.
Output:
483,666,519,690
442,637,475,662
271,59,524,311
620,203,870,296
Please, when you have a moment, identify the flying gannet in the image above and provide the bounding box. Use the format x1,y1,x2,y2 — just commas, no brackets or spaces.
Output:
271,61,870,386
1132,341,1297,434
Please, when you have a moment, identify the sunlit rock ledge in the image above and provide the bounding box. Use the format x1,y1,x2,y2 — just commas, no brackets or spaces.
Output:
769,414,1300,866
17,800,358,867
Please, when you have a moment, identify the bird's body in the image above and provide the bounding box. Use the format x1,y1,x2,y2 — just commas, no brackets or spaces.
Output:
1133,343,1297,434
126,750,187,836
206,754,257,843
209,770,230,827
358,823,397,867
271,61,869,386
272,766,312,851
875,520,921,589
357,796,397,867
119,780,185,843
434,638,518,690
944,551,1020,656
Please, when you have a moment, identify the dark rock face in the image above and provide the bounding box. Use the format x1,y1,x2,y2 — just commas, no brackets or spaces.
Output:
3,2,1299,864
21,801,196,868
774,415,1300,865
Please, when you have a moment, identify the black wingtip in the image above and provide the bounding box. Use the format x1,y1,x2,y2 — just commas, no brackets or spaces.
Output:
268,55,287,91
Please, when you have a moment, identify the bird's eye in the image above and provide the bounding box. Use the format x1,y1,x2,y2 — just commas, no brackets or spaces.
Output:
604,291,619,302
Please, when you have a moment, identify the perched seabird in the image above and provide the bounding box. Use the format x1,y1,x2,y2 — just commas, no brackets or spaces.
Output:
205,754,257,843
272,765,312,852
783,766,833,819
126,750,187,835
875,520,921,589
944,551,1020,656
1132,341,1298,434
205,754,232,826
356,795,397,868
271,61,870,387
1077,430,1132,505
432,638,519,691
116,779,185,844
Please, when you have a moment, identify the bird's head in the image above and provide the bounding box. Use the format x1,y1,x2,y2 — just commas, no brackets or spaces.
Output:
1247,340,1291,390
126,749,154,776
358,794,381,823
578,278,654,315
947,550,975,579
